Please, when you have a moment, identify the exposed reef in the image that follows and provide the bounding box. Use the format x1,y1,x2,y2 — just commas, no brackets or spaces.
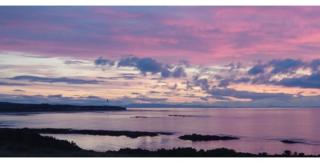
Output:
0,128,173,138
281,139,307,144
168,114,209,118
179,134,239,141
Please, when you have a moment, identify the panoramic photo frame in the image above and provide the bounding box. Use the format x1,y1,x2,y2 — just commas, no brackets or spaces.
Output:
0,0,320,162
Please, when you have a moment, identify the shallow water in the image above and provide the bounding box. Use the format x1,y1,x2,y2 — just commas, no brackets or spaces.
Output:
1,108,320,154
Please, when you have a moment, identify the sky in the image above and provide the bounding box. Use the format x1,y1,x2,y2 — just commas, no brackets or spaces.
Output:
1,6,320,107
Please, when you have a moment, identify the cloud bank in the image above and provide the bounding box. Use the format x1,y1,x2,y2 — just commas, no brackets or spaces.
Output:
9,75,101,85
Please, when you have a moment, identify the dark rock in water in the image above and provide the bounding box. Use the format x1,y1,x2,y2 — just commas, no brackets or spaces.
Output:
169,114,194,117
168,114,209,118
179,134,239,141
131,116,149,118
0,102,126,112
281,139,305,144
131,116,162,119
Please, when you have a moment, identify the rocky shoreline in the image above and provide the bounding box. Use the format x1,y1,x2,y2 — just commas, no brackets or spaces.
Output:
0,128,318,157
0,128,173,138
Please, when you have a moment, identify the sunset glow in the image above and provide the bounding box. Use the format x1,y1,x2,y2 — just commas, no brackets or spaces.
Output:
1,7,320,107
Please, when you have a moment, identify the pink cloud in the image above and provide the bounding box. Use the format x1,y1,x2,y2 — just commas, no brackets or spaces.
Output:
1,7,320,64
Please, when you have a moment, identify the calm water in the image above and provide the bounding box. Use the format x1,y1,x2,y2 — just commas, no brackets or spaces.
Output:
1,108,320,154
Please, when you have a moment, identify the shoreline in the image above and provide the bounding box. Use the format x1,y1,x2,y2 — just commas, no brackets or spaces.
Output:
0,128,173,138
0,102,126,113
0,128,318,157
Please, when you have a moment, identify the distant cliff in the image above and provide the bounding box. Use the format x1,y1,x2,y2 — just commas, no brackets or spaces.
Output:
0,102,126,112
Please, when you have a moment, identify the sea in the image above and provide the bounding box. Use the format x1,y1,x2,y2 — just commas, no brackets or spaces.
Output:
1,108,320,155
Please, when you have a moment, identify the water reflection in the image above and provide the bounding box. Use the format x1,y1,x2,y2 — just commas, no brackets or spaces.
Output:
1,108,320,154
42,133,320,155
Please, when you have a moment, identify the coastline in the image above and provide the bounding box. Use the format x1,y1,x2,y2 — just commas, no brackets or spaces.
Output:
0,102,126,112
0,128,173,138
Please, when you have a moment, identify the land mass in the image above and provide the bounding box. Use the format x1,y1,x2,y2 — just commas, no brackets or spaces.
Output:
0,102,126,112
0,128,173,138
0,128,315,157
